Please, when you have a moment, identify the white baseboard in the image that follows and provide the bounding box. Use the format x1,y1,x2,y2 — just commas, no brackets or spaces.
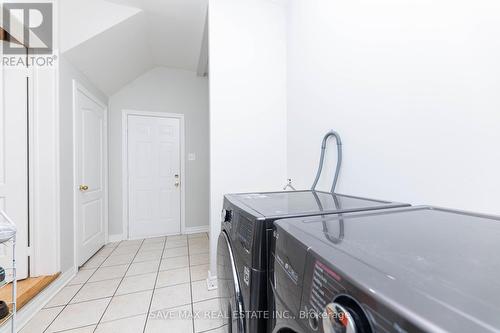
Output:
3,268,77,333
184,225,209,234
108,234,123,243
115,226,209,242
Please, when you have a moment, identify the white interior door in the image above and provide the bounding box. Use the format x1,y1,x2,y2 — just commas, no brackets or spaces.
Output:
75,83,107,266
127,114,181,239
0,41,29,279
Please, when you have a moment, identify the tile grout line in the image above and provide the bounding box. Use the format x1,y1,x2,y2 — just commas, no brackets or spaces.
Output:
51,312,146,333
193,233,224,333
42,286,163,310
33,235,206,333
187,236,196,333
141,236,169,333
91,239,145,333
93,312,146,326
49,323,96,333
198,323,226,333
42,242,122,333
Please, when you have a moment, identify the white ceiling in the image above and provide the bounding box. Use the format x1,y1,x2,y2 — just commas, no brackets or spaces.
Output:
61,0,208,95
60,0,142,53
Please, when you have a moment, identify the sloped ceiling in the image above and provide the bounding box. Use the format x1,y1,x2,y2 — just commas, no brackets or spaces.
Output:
61,0,208,95
60,0,142,53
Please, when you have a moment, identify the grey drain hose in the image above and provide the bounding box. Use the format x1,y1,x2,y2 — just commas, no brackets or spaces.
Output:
311,130,343,193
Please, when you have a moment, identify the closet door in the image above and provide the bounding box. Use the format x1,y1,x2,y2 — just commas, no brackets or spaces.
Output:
127,114,181,239
74,83,107,266
0,40,29,279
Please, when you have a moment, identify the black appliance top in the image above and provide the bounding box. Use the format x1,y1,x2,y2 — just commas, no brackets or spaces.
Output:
277,206,500,332
225,190,408,219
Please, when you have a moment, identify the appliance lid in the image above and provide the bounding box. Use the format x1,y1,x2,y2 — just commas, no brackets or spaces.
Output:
278,206,500,330
227,190,407,218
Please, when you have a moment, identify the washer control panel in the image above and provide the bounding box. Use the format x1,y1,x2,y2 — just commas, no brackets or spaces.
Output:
309,261,346,314
300,254,425,333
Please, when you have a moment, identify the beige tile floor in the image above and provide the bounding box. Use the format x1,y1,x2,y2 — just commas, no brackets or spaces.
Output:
21,233,225,333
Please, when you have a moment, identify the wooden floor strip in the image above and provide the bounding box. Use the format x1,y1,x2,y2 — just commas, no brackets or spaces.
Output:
0,273,60,311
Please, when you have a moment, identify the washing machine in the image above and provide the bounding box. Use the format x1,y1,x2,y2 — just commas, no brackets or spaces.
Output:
216,190,409,333
270,206,500,333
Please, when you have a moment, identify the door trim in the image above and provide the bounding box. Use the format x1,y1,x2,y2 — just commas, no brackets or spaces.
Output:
122,110,186,240
28,49,61,276
72,80,108,267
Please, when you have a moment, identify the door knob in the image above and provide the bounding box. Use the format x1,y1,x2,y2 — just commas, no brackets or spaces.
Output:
174,174,180,187
79,185,89,191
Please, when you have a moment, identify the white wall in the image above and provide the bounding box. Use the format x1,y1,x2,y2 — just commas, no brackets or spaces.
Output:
208,0,288,278
108,67,209,238
59,56,108,272
287,0,500,215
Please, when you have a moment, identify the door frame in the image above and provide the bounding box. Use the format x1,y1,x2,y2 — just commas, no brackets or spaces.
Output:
27,49,61,276
3,2,62,277
72,80,109,267
122,110,186,240
1,43,31,278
